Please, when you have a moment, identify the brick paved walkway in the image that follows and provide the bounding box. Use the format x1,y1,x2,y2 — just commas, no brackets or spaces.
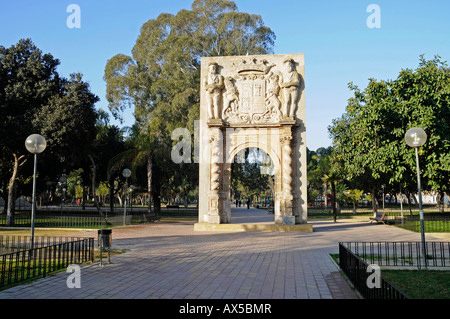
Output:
0,208,441,300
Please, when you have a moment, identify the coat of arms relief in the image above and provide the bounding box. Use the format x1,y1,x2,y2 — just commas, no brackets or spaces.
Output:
205,56,301,126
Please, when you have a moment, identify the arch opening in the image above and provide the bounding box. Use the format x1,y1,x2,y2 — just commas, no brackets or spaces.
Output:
229,147,276,224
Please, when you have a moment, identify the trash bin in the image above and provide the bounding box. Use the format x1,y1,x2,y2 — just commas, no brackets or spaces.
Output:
98,229,112,248
98,229,112,266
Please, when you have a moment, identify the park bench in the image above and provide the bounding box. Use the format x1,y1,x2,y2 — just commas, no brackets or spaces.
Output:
144,212,161,223
369,212,386,224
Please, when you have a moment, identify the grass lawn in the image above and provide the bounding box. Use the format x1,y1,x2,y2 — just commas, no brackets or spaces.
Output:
331,254,450,299
382,270,450,299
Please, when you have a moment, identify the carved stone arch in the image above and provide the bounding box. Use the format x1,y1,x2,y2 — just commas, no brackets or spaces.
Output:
196,53,310,230
227,139,281,171
223,139,283,223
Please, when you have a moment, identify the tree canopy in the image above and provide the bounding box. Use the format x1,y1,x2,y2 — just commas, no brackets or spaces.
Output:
104,0,276,208
328,55,450,211
0,39,100,223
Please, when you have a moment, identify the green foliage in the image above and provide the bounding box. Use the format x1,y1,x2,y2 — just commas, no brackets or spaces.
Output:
104,0,276,205
32,73,99,168
231,148,273,199
0,39,61,155
329,55,450,200
104,0,274,132
0,38,100,221
344,189,364,205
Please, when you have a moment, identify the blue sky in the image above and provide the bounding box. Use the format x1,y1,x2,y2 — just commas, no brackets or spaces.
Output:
1,0,449,151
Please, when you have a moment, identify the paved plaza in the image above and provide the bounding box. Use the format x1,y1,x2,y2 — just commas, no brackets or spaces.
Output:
0,207,445,300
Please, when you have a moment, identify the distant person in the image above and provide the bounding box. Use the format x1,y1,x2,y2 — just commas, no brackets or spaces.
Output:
247,200,250,209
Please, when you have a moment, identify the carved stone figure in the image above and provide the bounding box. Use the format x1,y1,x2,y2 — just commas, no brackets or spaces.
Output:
280,57,300,118
205,62,224,120
222,76,239,118
264,72,282,119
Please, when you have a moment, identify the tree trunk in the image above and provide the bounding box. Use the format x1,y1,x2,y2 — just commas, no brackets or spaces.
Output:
437,191,444,213
371,186,378,214
331,182,337,222
147,153,152,214
152,181,161,215
6,180,16,226
2,180,8,213
109,178,115,214
82,185,86,210
407,192,413,215
88,155,106,219
7,154,26,226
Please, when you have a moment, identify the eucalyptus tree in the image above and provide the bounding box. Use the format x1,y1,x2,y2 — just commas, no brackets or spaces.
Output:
104,0,276,206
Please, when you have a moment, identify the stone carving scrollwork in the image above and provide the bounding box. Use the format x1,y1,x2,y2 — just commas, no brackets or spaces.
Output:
221,58,283,125
205,56,301,126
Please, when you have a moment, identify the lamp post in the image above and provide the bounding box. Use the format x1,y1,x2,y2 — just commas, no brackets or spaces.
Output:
25,134,47,254
129,185,134,214
122,169,131,225
405,127,428,269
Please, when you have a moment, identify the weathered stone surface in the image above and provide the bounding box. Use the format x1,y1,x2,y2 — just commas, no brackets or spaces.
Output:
198,53,307,226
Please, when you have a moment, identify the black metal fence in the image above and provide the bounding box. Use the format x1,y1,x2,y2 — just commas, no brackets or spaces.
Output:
0,208,197,229
338,243,409,299
0,235,89,252
341,241,450,269
0,211,130,228
0,236,94,289
387,213,450,232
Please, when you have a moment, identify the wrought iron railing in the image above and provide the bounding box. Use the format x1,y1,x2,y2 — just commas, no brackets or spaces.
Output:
0,211,125,228
338,243,409,299
388,214,450,232
341,241,450,269
0,237,94,289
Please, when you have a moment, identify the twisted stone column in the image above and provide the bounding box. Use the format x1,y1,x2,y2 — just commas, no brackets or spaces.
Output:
208,135,221,220
280,136,293,196
210,136,221,193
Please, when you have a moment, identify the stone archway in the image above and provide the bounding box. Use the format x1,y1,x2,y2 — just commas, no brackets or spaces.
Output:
195,53,311,231
224,140,281,224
